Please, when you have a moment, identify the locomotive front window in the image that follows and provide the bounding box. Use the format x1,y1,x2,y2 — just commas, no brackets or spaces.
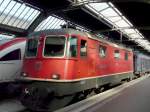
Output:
26,39,38,57
44,36,66,57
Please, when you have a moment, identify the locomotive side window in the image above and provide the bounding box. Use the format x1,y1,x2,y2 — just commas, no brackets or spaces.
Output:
80,40,87,57
44,36,66,57
99,45,107,58
125,52,128,60
114,50,120,59
0,49,21,61
69,37,77,57
26,39,38,57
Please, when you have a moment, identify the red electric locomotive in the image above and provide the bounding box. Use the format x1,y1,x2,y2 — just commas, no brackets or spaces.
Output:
21,29,133,111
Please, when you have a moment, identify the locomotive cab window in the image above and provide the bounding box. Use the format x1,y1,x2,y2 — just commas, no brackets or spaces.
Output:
114,50,120,59
69,36,77,57
125,52,128,60
80,40,87,57
99,45,107,58
26,39,38,57
44,36,66,57
0,49,21,61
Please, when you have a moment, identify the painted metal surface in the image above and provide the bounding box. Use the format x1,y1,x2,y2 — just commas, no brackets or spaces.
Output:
23,29,133,81
0,38,26,82
134,53,150,75
22,72,133,96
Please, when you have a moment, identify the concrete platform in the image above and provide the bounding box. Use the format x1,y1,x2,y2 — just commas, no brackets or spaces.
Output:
86,75,150,112
56,75,150,112
0,99,26,112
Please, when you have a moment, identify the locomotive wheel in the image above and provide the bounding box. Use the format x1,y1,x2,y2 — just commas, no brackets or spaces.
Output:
127,78,131,82
94,87,105,94
20,86,52,111
21,93,75,112
46,95,75,111
20,85,76,111
68,92,87,104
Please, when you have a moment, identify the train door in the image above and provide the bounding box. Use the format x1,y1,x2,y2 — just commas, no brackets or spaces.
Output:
98,45,108,75
76,38,89,78
0,49,22,81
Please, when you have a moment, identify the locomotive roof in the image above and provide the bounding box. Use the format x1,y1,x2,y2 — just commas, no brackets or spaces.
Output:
29,29,132,51
29,29,89,37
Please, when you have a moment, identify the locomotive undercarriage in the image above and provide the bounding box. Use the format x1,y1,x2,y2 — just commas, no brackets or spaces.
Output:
20,72,133,111
134,71,150,78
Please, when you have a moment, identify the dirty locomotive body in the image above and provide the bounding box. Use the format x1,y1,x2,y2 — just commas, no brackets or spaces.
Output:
21,29,134,111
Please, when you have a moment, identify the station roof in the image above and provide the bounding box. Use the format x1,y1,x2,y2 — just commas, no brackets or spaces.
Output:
0,0,150,54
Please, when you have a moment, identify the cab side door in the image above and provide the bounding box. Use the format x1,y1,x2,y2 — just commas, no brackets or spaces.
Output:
76,37,89,78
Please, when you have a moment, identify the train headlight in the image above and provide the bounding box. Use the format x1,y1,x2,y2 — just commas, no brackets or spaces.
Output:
22,72,27,77
52,74,60,80
24,88,29,94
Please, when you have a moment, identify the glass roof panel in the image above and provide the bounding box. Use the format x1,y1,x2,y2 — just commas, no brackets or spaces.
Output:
0,0,4,5
12,6,30,26
35,16,66,31
7,3,25,26
85,4,99,15
107,16,122,22
0,0,11,12
86,2,150,51
25,11,40,29
17,8,35,28
1,1,16,19
115,20,130,28
47,17,58,29
130,34,141,39
100,8,118,17
77,0,87,2
51,20,63,29
2,3,21,24
35,15,89,32
139,40,148,45
135,39,142,43
50,19,61,29
123,29,135,34
0,0,40,29
89,3,109,11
